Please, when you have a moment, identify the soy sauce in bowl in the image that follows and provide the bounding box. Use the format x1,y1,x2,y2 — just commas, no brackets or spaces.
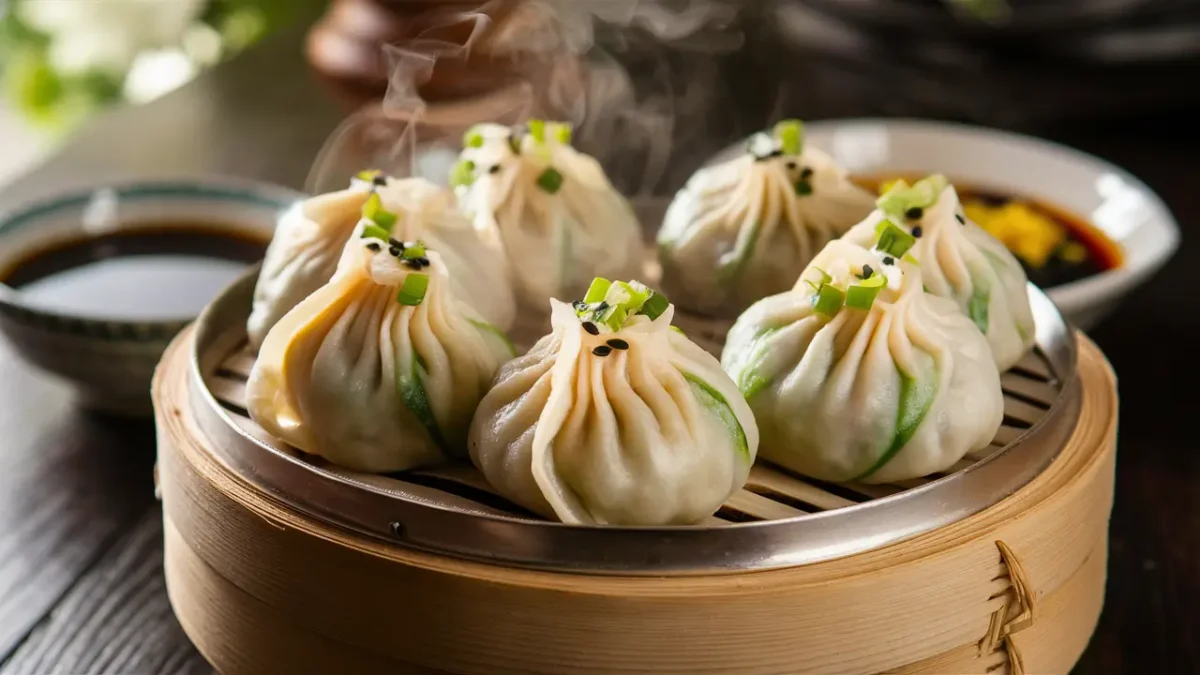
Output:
1,224,266,321
0,179,297,416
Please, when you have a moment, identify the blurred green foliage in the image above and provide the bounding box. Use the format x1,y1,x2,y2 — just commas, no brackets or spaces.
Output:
0,0,326,133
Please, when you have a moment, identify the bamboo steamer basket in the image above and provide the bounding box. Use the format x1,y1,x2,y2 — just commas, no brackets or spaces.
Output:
154,263,1117,675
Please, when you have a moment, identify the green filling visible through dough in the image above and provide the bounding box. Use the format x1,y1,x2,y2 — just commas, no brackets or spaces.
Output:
717,220,762,282
398,352,448,452
851,369,937,481
469,319,516,357
735,327,782,399
968,285,990,334
684,372,750,462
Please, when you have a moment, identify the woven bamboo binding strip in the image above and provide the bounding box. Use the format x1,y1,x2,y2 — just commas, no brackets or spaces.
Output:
154,329,1117,675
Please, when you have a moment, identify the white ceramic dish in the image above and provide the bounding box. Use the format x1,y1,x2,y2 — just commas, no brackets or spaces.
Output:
0,178,301,416
798,118,1180,330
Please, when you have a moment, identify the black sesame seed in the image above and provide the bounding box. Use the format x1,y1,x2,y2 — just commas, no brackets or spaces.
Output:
415,257,431,267
595,301,609,311
488,165,500,174
404,259,422,270
388,246,401,257
861,264,874,279
372,176,388,187
801,167,814,179
912,226,924,238
786,161,798,171
905,206,923,220
592,345,613,357
883,256,895,265
390,238,405,249
366,242,382,252
955,213,966,225
582,322,599,335
607,338,629,350
573,300,587,311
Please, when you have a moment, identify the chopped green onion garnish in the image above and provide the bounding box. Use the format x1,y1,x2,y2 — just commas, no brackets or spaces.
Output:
773,119,804,155
363,192,398,231
397,273,430,306
584,277,611,304
794,180,813,196
401,241,426,260
613,281,651,311
464,126,484,148
670,325,686,336
355,169,383,183
360,224,391,241
910,174,948,205
536,167,563,194
902,252,920,266
640,291,669,320
528,119,546,144
812,284,844,317
804,267,832,292
876,174,948,220
597,304,628,331
876,221,917,258
845,273,886,310
577,278,663,329
450,159,476,188
549,122,572,145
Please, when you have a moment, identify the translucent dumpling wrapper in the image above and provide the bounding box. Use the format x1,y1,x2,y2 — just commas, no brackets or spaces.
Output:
721,239,1003,484
842,175,1036,370
247,175,515,349
246,238,516,473
469,279,758,525
452,121,644,313
656,120,876,318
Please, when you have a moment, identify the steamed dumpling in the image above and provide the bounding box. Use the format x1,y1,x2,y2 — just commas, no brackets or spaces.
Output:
452,121,644,312
247,174,515,349
721,239,1003,484
247,238,515,473
469,279,758,525
657,119,876,318
842,175,1036,370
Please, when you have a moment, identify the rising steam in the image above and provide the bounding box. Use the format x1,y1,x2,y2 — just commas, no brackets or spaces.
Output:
305,0,748,199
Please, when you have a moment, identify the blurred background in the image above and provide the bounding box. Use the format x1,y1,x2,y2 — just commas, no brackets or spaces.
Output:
3,0,1199,190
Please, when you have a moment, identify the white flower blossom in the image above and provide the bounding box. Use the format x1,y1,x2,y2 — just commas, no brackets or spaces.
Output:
18,0,205,76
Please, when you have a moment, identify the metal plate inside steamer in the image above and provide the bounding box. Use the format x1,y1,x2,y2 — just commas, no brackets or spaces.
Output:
190,263,1080,576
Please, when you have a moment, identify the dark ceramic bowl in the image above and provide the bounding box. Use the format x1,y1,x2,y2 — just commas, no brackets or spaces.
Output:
0,178,301,416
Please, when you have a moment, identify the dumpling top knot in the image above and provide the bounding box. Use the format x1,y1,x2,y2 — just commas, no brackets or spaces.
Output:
451,120,602,195
568,277,672,335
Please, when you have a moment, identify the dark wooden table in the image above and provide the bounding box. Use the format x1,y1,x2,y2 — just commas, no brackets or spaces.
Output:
0,18,1196,675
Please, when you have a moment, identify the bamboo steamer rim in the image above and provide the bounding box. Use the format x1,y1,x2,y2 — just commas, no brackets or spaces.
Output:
184,266,1081,575
155,328,1117,675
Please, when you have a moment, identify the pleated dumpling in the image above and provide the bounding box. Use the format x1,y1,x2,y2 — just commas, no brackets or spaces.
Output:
247,174,515,349
451,121,644,312
657,119,876,318
469,278,758,526
247,236,515,473
843,174,1036,370
721,239,1003,484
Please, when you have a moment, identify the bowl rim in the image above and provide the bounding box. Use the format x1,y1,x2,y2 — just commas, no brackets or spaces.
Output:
802,116,1181,316
0,176,304,331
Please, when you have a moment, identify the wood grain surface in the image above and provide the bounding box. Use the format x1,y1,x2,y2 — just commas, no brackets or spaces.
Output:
0,11,1197,675
1,512,210,675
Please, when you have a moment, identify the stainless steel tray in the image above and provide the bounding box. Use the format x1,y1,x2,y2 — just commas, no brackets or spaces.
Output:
188,265,1079,576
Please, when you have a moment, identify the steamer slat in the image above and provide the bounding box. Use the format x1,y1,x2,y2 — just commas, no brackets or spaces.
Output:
724,490,808,520
745,466,857,511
